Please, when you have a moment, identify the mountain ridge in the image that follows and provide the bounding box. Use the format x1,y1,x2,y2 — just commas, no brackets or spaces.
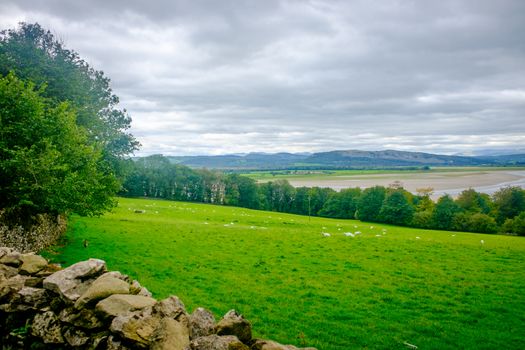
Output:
160,150,525,169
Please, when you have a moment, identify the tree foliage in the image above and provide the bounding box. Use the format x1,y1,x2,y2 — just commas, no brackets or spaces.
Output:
0,22,139,167
492,186,525,224
356,186,386,222
0,73,118,220
379,190,415,226
432,195,462,230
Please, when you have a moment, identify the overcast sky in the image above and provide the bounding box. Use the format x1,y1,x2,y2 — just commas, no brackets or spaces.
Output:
1,0,524,156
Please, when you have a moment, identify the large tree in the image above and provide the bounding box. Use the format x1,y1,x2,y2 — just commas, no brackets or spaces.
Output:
492,186,525,224
432,195,462,230
356,186,386,222
0,23,139,170
378,190,415,225
0,73,118,220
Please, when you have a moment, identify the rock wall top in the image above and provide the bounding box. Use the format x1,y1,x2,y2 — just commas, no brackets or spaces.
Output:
0,247,317,350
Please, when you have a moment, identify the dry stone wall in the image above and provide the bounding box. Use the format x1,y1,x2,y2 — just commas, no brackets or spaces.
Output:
0,247,317,350
0,213,67,253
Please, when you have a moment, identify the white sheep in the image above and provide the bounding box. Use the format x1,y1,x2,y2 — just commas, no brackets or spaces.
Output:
354,231,361,235
322,232,331,237
416,236,421,239
344,232,354,237
480,239,485,245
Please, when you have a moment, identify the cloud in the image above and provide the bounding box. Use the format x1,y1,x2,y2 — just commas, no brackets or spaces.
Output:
1,0,524,156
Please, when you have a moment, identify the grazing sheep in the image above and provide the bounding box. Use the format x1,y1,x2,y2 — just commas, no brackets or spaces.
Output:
344,232,354,237
403,341,418,349
322,232,331,237
354,231,361,235
416,236,421,239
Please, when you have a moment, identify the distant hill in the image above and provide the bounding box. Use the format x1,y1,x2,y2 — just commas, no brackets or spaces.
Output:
474,154,525,165
161,150,525,170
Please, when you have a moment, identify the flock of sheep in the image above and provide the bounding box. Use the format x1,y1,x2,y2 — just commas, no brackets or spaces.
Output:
321,225,387,238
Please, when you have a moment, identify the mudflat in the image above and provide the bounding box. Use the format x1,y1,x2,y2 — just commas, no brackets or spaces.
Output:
288,170,525,197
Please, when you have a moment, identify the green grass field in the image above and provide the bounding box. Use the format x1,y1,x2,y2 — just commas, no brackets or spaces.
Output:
47,197,525,350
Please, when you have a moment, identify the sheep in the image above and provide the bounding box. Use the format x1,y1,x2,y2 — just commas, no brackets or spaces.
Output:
416,236,421,239
344,232,354,237
322,232,331,237
480,239,485,245
403,341,418,349
354,231,361,235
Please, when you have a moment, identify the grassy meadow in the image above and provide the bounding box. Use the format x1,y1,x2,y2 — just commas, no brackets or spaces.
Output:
47,197,525,350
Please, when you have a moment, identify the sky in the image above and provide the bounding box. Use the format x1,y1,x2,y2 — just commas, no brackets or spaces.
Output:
1,0,524,156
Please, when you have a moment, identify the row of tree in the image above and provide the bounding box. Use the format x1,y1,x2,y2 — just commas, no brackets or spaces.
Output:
121,155,525,235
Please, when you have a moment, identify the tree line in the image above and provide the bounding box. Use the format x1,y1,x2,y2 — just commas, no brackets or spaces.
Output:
121,155,525,236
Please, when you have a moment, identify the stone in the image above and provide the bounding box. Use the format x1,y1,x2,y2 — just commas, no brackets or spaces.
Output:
0,275,29,301
75,274,130,308
59,307,105,329
19,254,48,275
63,327,90,346
251,340,292,350
23,276,43,288
189,335,248,350
35,263,62,277
43,258,106,302
0,251,22,267
103,270,131,282
190,307,216,339
154,295,187,319
0,264,19,279
0,246,13,259
110,309,160,347
130,279,153,297
215,309,252,343
18,286,49,307
90,332,109,349
107,335,132,350
31,311,65,344
150,317,190,350
96,294,156,318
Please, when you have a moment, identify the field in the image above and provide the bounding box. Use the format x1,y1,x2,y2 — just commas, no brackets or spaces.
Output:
48,197,525,350
243,167,525,198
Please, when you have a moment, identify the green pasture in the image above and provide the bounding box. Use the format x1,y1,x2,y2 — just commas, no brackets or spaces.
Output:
242,166,525,182
48,197,525,350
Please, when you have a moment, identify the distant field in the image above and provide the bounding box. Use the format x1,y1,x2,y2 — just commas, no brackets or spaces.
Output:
48,198,525,350
243,167,525,198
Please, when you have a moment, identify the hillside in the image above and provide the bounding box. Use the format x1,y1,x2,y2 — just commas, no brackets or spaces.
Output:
51,197,525,350
163,150,525,169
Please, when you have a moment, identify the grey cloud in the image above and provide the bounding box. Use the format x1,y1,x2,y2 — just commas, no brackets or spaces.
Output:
1,0,524,155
